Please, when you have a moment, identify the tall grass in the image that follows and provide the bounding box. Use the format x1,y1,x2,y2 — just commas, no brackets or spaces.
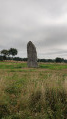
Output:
0,62,67,119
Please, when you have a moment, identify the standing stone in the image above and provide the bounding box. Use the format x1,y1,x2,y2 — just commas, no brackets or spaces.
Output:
27,41,38,68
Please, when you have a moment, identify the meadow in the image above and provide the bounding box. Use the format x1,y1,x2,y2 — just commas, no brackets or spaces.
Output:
0,61,67,119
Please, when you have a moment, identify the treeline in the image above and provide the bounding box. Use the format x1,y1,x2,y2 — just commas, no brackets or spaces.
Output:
0,55,67,63
0,56,27,61
38,57,67,63
0,48,67,63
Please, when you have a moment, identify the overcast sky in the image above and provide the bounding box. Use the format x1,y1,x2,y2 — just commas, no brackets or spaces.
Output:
0,0,67,59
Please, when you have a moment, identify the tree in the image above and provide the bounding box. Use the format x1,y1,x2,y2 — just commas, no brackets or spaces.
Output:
55,57,64,63
9,48,18,58
1,49,9,60
1,49,8,56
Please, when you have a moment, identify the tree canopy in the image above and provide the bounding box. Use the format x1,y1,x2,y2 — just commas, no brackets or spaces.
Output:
9,48,18,57
1,49,9,56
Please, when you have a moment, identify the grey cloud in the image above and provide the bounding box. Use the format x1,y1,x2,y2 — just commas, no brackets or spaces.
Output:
0,0,67,58
36,25,67,46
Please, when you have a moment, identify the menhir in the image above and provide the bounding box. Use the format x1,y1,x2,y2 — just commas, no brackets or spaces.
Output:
27,41,38,68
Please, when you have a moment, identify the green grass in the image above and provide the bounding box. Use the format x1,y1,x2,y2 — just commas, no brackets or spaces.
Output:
0,62,27,69
39,63,67,70
0,61,67,70
0,61,67,119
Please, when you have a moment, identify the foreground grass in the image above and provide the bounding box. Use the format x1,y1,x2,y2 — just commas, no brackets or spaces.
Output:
0,61,67,119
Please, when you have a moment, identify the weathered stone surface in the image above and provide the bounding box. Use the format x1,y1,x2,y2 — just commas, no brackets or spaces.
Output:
27,41,38,68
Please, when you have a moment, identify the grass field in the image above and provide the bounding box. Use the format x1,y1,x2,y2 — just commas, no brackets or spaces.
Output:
0,61,67,119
